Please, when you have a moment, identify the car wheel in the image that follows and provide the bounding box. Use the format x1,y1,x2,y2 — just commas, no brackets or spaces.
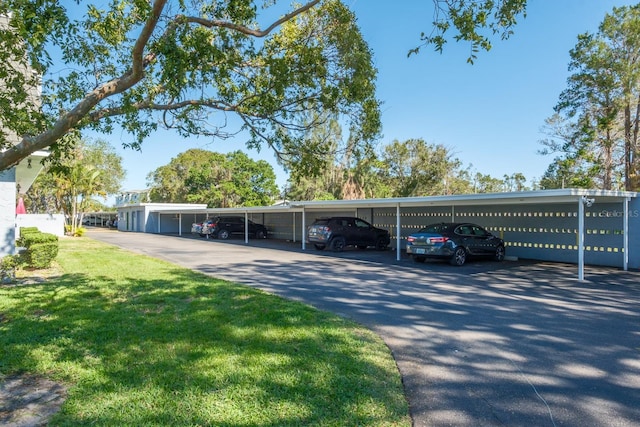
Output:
413,255,425,263
450,247,466,266
314,244,326,250
256,230,267,239
375,237,388,251
495,245,505,262
330,236,346,252
218,229,230,240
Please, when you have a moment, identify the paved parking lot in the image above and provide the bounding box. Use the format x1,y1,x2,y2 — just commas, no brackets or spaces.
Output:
88,230,640,427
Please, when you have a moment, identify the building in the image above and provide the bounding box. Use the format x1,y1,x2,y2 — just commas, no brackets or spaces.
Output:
115,189,640,278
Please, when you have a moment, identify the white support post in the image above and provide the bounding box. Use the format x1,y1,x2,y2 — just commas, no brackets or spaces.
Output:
178,213,182,236
396,203,401,261
624,197,630,271
244,212,249,244
301,208,306,250
578,198,585,281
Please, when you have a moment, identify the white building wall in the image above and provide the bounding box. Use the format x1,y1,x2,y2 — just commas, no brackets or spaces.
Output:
0,168,16,257
16,214,65,237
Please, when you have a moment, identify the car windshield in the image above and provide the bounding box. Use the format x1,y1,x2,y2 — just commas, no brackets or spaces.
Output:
419,224,451,234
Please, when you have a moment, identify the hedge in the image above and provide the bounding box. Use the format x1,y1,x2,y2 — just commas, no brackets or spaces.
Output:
17,230,59,269
19,226,40,238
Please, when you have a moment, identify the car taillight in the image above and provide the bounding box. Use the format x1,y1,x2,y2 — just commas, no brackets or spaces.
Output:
407,236,416,242
429,237,449,243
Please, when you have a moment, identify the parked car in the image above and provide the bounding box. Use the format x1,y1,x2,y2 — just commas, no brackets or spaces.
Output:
82,216,98,226
198,216,268,239
406,222,505,266
307,216,390,252
191,222,203,235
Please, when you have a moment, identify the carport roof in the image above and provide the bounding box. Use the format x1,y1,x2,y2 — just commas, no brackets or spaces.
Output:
146,189,637,214
288,188,637,209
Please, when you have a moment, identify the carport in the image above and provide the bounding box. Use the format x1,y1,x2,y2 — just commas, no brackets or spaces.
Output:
138,188,639,279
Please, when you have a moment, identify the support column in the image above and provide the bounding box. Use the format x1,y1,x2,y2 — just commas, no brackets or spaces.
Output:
396,203,401,261
578,198,585,281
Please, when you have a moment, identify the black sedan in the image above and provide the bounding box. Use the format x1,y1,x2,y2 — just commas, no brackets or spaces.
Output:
199,216,268,239
406,222,505,266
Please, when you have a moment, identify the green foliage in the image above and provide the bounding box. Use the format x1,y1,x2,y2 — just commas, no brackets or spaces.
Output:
0,255,19,283
548,5,640,191
19,226,40,237
147,148,279,207
27,136,125,233
65,224,86,237
0,255,18,270
22,241,59,269
0,0,381,179
379,139,466,197
410,0,527,62
286,130,532,200
17,231,59,269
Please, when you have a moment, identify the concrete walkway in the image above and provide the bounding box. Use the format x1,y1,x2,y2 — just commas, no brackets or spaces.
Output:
87,230,640,427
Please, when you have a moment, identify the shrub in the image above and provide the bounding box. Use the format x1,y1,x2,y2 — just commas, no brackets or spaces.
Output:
65,224,86,237
19,226,40,238
18,232,59,269
1,255,19,283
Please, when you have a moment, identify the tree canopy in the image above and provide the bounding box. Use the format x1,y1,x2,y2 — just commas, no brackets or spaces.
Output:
26,136,125,233
0,0,538,173
540,4,640,191
147,148,278,207
0,0,381,175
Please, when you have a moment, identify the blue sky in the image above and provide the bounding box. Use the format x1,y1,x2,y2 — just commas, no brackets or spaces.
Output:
106,0,638,199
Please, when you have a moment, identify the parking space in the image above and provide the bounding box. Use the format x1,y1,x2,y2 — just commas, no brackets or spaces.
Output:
87,230,640,427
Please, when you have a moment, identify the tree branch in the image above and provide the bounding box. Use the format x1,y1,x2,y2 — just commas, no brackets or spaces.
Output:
0,0,169,169
184,0,321,37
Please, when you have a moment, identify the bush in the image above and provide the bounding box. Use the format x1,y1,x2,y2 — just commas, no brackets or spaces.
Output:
65,224,86,237
1,254,19,283
18,231,59,269
19,226,40,238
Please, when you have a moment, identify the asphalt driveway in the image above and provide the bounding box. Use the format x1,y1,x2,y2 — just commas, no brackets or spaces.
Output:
86,230,640,427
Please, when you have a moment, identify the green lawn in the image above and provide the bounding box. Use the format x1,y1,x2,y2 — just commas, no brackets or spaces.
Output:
0,237,410,426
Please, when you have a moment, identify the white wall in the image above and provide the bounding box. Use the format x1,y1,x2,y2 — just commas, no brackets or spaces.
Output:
0,168,17,257
16,214,65,237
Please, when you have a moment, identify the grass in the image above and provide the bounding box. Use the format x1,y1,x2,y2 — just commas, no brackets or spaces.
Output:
0,237,410,426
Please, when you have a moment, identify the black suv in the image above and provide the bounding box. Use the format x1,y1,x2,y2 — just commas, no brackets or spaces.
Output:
200,216,268,239
307,217,390,252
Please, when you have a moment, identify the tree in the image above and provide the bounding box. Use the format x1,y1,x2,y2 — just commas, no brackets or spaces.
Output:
538,157,599,190
285,116,344,201
502,172,529,192
538,113,621,190
471,172,504,193
378,139,465,197
285,114,385,201
147,149,278,207
550,5,640,191
26,136,125,233
0,0,380,177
